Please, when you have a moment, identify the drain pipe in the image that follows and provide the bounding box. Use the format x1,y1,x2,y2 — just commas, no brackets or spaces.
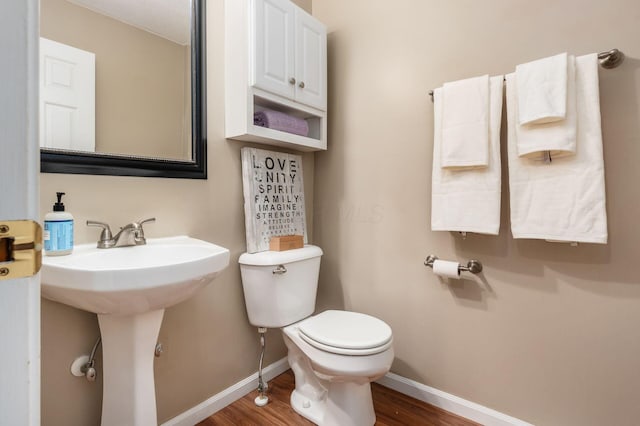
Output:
255,327,269,406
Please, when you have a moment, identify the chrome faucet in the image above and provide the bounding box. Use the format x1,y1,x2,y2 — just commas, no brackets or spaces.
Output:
87,218,156,249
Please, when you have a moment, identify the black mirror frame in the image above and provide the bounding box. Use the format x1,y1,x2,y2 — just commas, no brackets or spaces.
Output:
40,0,207,179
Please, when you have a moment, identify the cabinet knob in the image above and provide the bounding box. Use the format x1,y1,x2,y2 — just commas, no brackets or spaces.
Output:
289,77,296,85
298,81,305,89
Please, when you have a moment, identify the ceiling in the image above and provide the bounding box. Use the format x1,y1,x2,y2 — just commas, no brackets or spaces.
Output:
67,0,192,45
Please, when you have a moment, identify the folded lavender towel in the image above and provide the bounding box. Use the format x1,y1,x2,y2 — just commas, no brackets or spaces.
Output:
254,110,309,137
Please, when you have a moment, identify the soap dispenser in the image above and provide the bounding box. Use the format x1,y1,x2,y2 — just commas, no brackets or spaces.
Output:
44,192,74,256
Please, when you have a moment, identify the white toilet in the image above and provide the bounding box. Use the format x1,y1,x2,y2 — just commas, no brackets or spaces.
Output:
239,245,394,426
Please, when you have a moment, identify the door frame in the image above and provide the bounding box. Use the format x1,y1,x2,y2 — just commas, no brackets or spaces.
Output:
0,0,41,425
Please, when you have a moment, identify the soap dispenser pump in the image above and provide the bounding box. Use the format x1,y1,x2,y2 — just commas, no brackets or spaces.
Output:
44,192,74,256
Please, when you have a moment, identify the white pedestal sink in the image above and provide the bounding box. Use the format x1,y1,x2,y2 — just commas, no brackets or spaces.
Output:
41,236,230,426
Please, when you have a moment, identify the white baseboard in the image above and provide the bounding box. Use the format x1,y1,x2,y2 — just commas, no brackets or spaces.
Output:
161,357,290,426
375,372,533,426
163,357,531,426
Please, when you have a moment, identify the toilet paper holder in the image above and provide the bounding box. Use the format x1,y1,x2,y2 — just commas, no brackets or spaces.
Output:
424,255,483,274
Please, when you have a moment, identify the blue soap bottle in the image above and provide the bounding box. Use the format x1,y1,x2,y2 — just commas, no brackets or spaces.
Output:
44,192,74,256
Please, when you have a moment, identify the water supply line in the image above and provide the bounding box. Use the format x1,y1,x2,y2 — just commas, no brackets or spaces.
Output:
255,327,269,407
81,336,102,382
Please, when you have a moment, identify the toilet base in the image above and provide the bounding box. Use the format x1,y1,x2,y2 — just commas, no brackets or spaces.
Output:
290,377,376,426
290,388,325,424
284,330,378,426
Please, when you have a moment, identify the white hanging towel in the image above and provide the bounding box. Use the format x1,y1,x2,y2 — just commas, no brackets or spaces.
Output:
441,75,490,168
514,55,577,160
516,52,569,125
506,54,608,244
431,75,503,235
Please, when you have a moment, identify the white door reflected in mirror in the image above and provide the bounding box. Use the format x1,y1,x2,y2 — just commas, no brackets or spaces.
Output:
39,37,96,152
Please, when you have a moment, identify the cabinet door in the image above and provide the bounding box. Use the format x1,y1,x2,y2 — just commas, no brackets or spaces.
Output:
253,0,295,100
294,9,327,110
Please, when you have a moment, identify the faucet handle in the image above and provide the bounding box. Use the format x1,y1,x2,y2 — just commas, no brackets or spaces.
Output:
86,220,113,240
137,218,156,226
133,218,155,244
87,220,115,248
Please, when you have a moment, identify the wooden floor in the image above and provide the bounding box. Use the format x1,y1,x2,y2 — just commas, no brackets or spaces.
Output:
198,370,480,426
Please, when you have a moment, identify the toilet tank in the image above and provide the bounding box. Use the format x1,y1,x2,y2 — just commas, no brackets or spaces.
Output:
239,245,323,328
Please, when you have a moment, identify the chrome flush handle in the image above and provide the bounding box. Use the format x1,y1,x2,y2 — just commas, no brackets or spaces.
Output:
272,265,287,275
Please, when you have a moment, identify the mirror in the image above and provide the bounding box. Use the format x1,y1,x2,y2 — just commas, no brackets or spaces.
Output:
40,0,206,179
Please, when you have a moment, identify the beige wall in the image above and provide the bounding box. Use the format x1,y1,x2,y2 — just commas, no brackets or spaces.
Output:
312,0,640,425
40,0,190,160
39,1,314,424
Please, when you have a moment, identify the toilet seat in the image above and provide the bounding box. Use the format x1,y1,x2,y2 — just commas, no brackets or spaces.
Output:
297,310,393,356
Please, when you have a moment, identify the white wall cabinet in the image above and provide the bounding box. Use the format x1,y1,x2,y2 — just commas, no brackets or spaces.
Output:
226,0,327,151
253,0,326,111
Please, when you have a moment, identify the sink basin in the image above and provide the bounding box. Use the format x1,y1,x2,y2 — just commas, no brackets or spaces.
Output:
41,235,230,316
40,235,230,426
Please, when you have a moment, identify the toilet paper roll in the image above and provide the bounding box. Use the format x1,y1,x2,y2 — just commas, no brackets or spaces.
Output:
432,259,461,279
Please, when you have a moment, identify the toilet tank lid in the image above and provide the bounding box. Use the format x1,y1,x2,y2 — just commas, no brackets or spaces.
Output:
239,245,323,266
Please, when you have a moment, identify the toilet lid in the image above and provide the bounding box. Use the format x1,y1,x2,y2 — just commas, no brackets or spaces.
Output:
298,310,393,355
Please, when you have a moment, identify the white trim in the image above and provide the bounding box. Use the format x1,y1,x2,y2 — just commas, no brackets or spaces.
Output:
375,372,533,426
162,358,532,426
161,358,290,426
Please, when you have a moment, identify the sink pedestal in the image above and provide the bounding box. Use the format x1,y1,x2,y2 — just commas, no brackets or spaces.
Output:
98,309,165,426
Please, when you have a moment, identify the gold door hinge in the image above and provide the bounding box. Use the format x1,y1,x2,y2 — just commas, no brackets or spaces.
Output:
0,220,42,280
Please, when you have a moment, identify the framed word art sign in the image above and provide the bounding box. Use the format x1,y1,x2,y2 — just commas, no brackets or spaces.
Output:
241,147,308,253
